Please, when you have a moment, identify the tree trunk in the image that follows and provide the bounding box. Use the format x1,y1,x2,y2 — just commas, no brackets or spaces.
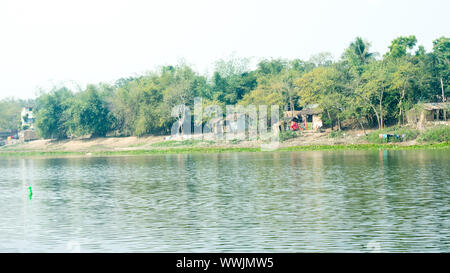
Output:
356,117,366,135
398,84,407,126
326,110,333,131
380,111,383,129
370,105,381,130
290,98,294,117
379,87,384,129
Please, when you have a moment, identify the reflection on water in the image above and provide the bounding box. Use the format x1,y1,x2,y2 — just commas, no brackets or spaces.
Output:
0,150,449,252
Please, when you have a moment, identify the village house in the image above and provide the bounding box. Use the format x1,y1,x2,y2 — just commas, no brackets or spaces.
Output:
200,105,324,139
282,104,323,131
21,107,35,130
406,102,449,129
209,117,225,136
0,130,15,146
208,112,256,138
19,107,38,142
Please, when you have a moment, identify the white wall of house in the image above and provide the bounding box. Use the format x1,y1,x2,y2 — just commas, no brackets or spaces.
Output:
21,107,35,129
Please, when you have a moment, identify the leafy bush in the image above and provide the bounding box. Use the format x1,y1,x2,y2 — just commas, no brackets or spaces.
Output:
279,130,299,142
366,126,420,143
151,139,214,147
229,138,241,144
329,130,344,138
0,98,23,132
417,126,450,143
366,131,385,143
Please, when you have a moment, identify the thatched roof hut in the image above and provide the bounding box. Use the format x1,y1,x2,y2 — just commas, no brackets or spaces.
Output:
282,105,323,131
407,102,449,129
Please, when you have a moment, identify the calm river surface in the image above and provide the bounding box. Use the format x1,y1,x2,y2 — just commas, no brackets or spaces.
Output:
0,150,449,252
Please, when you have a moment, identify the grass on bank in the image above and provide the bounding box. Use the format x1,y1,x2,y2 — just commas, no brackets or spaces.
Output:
279,130,301,142
328,130,345,139
417,125,450,142
365,125,449,143
365,126,420,143
150,139,215,147
1,143,448,157
279,142,449,152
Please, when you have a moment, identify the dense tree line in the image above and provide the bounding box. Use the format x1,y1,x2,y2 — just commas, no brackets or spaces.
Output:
0,98,35,132
1,36,448,139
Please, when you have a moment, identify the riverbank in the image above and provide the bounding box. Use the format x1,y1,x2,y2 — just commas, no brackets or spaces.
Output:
1,125,449,157
0,142,449,157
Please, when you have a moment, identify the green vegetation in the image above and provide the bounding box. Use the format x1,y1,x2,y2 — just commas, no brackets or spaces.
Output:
279,130,300,142
366,126,420,143
417,125,450,142
0,98,34,132
1,36,448,140
35,87,73,139
279,143,450,152
229,138,241,145
127,142,148,148
150,139,215,147
329,131,344,138
1,143,448,158
365,125,449,143
0,151,86,157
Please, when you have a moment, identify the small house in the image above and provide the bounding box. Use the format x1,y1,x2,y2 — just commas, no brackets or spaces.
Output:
283,104,323,131
208,117,225,135
21,107,35,130
19,130,38,142
0,130,13,140
407,102,449,129
207,112,257,138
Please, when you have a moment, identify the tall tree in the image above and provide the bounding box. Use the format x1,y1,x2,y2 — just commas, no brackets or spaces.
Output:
387,35,417,58
295,66,349,130
35,87,73,139
389,57,420,124
431,37,450,102
66,85,112,137
357,61,393,129
0,98,23,132
343,37,376,75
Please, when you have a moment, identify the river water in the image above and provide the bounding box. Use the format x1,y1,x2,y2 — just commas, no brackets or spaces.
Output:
0,150,449,252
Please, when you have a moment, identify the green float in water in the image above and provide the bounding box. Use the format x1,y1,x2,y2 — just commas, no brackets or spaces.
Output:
28,186,32,200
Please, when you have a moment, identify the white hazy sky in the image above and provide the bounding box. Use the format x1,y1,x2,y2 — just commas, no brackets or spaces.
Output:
0,0,449,99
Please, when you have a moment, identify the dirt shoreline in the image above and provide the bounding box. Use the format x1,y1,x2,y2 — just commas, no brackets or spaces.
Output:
0,129,374,152
1,128,448,157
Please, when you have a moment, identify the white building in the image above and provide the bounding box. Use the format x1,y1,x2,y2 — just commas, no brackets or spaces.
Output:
21,107,35,130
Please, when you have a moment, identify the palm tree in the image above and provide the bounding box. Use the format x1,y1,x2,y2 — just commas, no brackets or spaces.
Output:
343,37,377,75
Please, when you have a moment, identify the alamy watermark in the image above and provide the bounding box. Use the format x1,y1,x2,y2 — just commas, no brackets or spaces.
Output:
170,97,280,151
366,240,381,253
66,240,81,253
